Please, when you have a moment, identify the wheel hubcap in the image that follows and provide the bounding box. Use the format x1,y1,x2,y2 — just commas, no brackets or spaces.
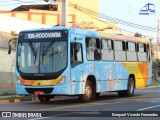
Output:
85,86,91,98
129,82,134,94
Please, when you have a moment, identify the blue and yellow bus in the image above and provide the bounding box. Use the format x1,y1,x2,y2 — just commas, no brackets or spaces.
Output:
8,27,152,102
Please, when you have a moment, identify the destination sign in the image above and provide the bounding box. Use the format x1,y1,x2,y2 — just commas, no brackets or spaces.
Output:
24,32,62,39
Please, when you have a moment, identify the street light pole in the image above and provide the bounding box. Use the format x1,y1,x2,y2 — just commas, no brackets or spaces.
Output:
157,19,160,59
61,0,68,27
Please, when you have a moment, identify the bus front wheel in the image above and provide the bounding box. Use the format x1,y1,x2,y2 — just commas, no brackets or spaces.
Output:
79,80,93,102
38,95,52,102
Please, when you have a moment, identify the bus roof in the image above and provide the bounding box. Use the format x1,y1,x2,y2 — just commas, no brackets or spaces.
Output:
20,26,100,38
98,32,150,44
20,27,150,44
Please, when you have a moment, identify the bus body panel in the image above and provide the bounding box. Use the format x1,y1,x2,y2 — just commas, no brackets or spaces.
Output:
14,27,152,96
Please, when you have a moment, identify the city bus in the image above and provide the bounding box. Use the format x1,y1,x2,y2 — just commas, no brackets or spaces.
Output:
8,26,152,102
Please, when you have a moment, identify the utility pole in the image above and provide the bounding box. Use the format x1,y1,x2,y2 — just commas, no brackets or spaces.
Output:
61,0,68,27
157,19,160,59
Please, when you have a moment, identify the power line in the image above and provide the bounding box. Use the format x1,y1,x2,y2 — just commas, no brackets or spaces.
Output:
0,1,157,39
69,2,157,39
69,3,157,32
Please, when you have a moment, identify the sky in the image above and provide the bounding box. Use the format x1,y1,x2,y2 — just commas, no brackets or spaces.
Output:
0,0,57,10
0,0,160,42
100,0,160,42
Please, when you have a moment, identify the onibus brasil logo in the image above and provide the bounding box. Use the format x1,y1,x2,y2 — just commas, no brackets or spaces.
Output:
139,3,155,15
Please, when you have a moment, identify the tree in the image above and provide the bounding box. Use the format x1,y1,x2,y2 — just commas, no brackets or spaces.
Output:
134,32,142,37
149,38,154,57
152,58,160,77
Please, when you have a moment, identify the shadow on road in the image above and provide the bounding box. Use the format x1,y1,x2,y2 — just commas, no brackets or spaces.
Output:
26,91,148,105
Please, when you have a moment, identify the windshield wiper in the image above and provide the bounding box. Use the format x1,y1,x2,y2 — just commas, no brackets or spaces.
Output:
28,40,37,56
42,41,55,56
49,51,58,57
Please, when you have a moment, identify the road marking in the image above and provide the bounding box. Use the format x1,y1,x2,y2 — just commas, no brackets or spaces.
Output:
28,117,50,120
137,105,160,111
33,101,131,111
28,112,101,120
30,93,159,111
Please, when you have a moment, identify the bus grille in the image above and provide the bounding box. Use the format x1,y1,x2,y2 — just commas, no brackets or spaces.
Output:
25,88,54,94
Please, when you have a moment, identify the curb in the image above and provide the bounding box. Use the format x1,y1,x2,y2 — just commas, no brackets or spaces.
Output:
0,97,38,104
0,85,15,88
0,96,69,104
146,85,160,88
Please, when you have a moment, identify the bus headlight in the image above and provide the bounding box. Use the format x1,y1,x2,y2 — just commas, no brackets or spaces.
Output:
17,79,23,86
16,76,23,86
57,75,68,85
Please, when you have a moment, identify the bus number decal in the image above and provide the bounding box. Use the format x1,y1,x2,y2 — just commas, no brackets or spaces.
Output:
105,64,114,75
85,64,95,73
43,80,51,85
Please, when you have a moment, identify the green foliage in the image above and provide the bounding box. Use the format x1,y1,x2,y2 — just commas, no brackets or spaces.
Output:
134,32,142,37
152,58,160,76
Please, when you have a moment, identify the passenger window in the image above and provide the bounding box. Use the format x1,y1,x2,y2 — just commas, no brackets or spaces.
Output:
126,42,137,61
101,39,114,61
114,40,126,61
86,38,101,60
147,44,150,61
137,43,147,62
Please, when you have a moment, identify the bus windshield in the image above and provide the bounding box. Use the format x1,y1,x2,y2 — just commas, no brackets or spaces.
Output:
17,40,67,74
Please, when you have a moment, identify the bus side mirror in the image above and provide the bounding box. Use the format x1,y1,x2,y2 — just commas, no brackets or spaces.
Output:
8,39,12,54
8,45,11,54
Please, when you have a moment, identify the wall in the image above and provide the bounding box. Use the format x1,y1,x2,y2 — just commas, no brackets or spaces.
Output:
0,10,75,28
0,48,15,85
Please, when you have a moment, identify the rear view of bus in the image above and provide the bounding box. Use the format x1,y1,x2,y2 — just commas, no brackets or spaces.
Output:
15,29,69,102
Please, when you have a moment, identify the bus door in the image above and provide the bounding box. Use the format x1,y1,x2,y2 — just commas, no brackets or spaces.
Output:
70,34,85,94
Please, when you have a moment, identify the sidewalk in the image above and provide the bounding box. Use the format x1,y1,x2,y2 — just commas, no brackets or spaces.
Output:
0,85,15,93
0,85,36,103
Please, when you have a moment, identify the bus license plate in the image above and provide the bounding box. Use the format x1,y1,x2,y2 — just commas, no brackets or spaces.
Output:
34,91,44,95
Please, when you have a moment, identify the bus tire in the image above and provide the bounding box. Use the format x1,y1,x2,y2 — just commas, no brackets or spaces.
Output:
96,93,100,98
79,80,93,102
124,77,135,97
38,95,51,102
118,77,135,97
118,91,125,97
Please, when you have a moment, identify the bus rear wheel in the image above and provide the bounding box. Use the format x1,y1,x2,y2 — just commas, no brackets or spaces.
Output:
79,80,93,102
118,77,135,97
38,95,51,102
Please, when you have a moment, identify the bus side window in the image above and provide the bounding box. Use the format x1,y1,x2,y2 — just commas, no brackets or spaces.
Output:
147,44,150,61
94,39,101,60
71,43,83,62
126,42,137,62
86,38,101,61
101,39,114,61
137,43,147,62
114,40,126,61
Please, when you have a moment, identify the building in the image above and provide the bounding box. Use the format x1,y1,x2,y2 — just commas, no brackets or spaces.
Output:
0,0,133,85
152,42,160,59
0,0,132,34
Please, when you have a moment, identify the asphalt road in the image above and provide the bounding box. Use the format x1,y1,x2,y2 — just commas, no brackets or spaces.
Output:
0,87,160,120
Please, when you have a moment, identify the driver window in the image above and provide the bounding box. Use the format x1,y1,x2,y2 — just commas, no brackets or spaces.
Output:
71,43,83,62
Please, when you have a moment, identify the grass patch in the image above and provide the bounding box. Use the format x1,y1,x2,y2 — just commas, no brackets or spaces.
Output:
0,92,16,96
151,80,160,86
0,95,34,101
